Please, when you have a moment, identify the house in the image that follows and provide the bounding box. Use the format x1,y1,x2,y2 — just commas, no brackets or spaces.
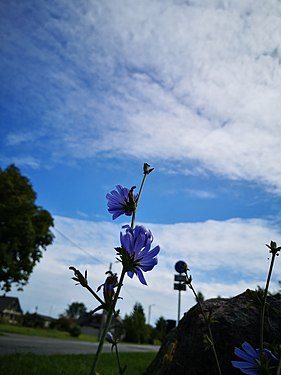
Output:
22,311,56,328
0,296,23,323
34,313,57,328
35,313,56,328
77,312,104,336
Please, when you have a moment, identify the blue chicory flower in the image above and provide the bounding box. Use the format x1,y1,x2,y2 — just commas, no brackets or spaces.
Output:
118,225,160,285
232,341,278,375
106,185,138,220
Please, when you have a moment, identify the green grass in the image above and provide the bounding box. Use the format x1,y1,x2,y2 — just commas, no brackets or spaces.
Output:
0,352,155,375
0,322,98,342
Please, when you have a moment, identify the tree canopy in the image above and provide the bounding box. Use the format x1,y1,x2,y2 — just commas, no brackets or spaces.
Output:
154,316,167,342
64,302,87,320
123,302,149,343
0,164,54,292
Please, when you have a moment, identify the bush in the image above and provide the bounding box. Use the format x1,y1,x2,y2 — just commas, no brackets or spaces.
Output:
69,324,81,337
22,312,45,328
53,316,74,332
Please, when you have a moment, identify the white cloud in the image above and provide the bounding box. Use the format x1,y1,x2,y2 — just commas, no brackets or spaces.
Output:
2,0,281,192
0,156,41,169
182,188,217,199
10,215,281,323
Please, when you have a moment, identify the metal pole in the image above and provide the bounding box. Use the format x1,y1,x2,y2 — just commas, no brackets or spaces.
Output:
177,288,181,325
174,261,188,325
148,304,155,325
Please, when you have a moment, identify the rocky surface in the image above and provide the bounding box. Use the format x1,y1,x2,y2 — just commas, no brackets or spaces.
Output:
143,290,281,375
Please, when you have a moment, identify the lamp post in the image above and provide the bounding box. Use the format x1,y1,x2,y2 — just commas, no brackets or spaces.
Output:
174,261,187,325
148,304,155,325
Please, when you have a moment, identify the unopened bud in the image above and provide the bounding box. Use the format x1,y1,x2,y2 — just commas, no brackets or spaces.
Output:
105,331,115,344
143,163,154,175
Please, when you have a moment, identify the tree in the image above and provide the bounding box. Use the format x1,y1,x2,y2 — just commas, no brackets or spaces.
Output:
64,302,87,320
154,316,167,342
0,164,54,292
123,302,149,343
55,302,86,338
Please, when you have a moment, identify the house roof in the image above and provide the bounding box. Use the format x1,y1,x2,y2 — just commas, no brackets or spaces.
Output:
36,313,56,321
0,296,23,313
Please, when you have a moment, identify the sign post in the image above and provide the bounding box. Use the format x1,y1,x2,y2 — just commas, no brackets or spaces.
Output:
174,261,187,324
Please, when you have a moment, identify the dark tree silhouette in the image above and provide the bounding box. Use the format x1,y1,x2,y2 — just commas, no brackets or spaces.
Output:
0,164,54,292
64,302,87,320
123,302,149,343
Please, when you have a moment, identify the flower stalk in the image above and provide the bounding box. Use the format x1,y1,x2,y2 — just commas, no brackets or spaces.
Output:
187,280,222,375
113,339,127,375
232,241,280,375
277,355,281,375
69,267,104,306
260,241,280,351
89,267,126,375
131,163,154,229
68,162,158,375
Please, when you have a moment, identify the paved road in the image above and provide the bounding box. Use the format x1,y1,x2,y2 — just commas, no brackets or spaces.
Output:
0,333,159,355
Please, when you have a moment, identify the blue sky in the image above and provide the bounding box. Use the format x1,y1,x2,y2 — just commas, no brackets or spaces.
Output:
1,0,281,324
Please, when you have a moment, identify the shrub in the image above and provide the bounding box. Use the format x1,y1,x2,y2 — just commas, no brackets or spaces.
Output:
69,324,81,337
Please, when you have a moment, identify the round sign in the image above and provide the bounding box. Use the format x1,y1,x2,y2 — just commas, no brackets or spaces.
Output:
175,260,188,274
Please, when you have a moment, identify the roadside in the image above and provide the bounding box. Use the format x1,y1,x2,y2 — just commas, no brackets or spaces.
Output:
0,322,98,342
0,332,160,355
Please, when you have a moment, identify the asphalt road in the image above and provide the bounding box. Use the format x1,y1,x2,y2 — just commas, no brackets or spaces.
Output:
0,333,160,355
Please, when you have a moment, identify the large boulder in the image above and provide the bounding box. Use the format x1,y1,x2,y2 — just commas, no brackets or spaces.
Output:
143,290,281,375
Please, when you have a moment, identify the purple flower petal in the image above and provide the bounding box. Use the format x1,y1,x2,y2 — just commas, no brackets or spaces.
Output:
136,268,147,285
119,225,160,285
232,341,278,375
106,185,137,220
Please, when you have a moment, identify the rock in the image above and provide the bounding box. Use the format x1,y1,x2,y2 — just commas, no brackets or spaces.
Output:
143,290,281,375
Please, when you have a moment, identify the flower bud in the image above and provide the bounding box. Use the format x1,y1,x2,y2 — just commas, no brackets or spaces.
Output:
105,331,115,344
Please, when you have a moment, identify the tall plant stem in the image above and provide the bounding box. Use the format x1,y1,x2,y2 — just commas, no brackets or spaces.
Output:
131,210,136,230
85,285,105,306
114,342,124,374
277,356,281,375
89,268,126,375
131,172,148,230
189,283,222,375
259,251,277,351
136,172,148,207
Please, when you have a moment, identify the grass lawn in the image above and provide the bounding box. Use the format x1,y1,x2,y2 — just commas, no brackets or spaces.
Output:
0,322,98,342
0,352,155,375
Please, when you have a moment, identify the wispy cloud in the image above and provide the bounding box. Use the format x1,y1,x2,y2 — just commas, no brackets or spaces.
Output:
183,188,217,199
0,156,41,169
2,1,281,193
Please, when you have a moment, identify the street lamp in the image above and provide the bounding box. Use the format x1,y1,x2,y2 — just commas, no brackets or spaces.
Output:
148,304,155,325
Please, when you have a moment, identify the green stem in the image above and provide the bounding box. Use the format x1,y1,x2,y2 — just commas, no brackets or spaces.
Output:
277,355,281,375
89,268,126,375
136,173,148,207
189,282,222,375
130,210,136,230
115,342,125,375
260,252,276,351
131,172,148,230
85,285,105,306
